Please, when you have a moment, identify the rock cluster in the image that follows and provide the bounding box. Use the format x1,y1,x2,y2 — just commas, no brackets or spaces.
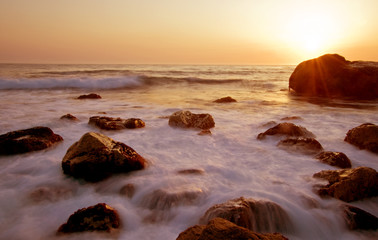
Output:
89,116,145,130
0,126,63,155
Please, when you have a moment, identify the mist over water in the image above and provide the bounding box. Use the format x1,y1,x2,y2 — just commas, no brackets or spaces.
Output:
0,64,377,240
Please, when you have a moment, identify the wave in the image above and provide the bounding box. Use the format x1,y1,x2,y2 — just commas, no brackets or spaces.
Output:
35,69,132,76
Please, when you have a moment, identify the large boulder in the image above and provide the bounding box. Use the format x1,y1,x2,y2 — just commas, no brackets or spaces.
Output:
89,116,145,130
62,132,146,182
277,137,323,155
315,151,352,168
344,123,378,154
289,54,378,99
177,218,288,240
57,203,120,234
313,167,378,202
257,122,315,140
199,197,293,233
169,110,215,130
0,126,63,155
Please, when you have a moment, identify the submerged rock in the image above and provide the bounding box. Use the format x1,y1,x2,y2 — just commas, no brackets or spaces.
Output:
169,110,215,130
77,93,102,99
89,116,145,130
60,114,79,121
315,151,352,168
277,137,323,155
177,218,288,240
257,122,315,140
119,183,136,198
200,197,293,233
177,169,205,175
313,167,378,202
289,54,378,99
342,205,378,230
57,203,120,234
62,132,146,182
213,96,237,103
0,126,63,155
344,123,378,154
29,185,74,203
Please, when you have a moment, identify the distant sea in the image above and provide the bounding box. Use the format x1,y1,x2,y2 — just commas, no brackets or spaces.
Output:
0,64,377,239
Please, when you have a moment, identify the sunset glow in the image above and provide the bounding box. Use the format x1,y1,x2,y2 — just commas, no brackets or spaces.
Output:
0,0,377,64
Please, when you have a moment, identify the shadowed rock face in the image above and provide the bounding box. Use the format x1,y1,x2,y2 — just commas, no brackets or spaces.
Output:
257,122,315,140
342,205,378,230
313,167,378,202
177,218,288,240
89,116,145,130
169,110,215,130
62,132,146,182
57,203,120,234
0,126,63,155
315,151,352,168
344,123,378,154
289,54,378,99
199,197,293,234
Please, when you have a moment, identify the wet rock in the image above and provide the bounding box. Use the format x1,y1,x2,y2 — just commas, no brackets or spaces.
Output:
313,167,378,202
199,197,293,233
57,203,120,234
0,126,63,155
257,122,315,140
119,183,136,198
280,116,303,121
169,110,215,130
277,137,323,155
213,96,237,103
177,169,205,175
315,151,352,168
60,114,79,121
77,93,102,99
344,123,378,154
29,185,74,203
62,132,146,182
89,116,145,130
289,54,378,99
198,129,212,136
342,205,378,230
177,217,288,240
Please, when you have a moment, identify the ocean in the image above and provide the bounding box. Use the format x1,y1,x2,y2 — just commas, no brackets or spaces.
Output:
0,64,377,239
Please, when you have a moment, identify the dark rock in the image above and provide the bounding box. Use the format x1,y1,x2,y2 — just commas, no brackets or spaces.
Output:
169,110,215,130
257,122,315,140
77,93,102,99
315,151,352,168
0,126,63,155
277,137,323,155
213,96,237,103
342,205,378,230
119,183,136,198
62,132,146,182
89,116,145,130
60,114,79,121
289,54,378,99
57,203,120,234
177,169,205,175
199,197,293,233
344,123,378,153
313,167,378,202
177,218,288,240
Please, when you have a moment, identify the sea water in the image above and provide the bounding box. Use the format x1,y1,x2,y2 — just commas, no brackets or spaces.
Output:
0,64,377,240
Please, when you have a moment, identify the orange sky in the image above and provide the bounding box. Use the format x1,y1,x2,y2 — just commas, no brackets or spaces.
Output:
1,0,377,65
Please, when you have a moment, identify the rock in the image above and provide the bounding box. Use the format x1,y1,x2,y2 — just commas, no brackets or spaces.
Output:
169,110,215,130
177,169,205,175
198,129,212,136
199,197,293,233
119,183,136,198
257,122,315,140
277,137,323,155
0,126,63,155
344,123,378,153
315,151,352,168
342,205,378,230
213,96,237,103
57,203,120,234
89,116,145,130
177,218,288,240
60,114,79,121
29,185,74,203
62,132,146,182
289,54,378,99
77,93,102,99
313,167,378,202
280,116,303,121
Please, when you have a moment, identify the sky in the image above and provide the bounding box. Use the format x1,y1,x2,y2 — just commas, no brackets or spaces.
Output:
0,0,378,65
